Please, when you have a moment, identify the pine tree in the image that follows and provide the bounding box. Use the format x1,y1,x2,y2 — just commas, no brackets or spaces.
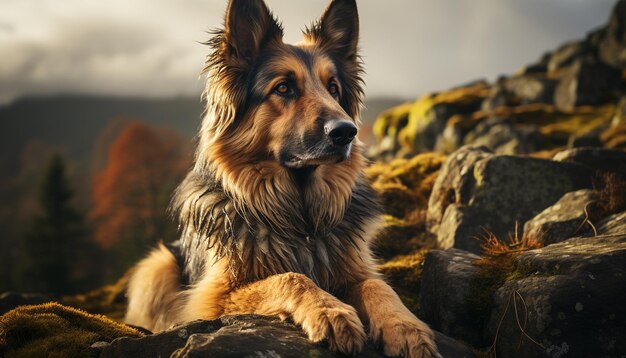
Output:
18,154,88,294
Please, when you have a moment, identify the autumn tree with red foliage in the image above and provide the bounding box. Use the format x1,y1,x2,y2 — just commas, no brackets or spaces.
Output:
90,122,190,277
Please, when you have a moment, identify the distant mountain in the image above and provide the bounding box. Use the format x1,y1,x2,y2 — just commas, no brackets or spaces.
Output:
0,94,403,175
0,95,204,174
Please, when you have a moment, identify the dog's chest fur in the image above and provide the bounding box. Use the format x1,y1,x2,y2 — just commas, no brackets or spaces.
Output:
174,171,380,294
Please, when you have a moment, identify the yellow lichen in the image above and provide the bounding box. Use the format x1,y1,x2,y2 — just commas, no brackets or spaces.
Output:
379,249,430,314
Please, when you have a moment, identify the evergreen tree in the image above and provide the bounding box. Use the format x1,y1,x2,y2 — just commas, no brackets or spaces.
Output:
18,154,89,294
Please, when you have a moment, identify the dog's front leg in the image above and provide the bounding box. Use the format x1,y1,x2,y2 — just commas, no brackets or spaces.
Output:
223,272,366,355
348,278,441,358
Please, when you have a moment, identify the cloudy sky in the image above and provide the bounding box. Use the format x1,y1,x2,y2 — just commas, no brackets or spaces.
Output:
0,0,618,104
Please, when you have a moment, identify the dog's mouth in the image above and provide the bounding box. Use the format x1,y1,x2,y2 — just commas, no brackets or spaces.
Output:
281,145,352,169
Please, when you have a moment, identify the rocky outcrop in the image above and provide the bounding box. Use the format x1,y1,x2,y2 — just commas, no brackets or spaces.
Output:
554,59,623,111
523,189,600,245
370,1,626,160
418,234,626,357
486,234,626,358
553,147,626,177
93,315,476,358
419,249,483,346
426,146,592,253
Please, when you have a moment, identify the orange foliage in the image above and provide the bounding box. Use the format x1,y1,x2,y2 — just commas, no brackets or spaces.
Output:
90,122,190,248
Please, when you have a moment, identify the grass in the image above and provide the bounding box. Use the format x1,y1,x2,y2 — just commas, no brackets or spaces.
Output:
466,225,544,340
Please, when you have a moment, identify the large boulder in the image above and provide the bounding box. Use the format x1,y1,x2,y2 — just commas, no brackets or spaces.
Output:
503,76,556,105
596,211,626,235
598,0,626,69
554,59,623,111
462,117,540,154
96,315,477,358
486,234,626,358
427,146,592,253
523,189,600,245
419,249,484,347
547,41,595,75
553,147,626,177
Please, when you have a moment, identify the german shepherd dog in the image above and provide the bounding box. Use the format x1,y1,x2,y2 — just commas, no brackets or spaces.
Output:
125,0,439,356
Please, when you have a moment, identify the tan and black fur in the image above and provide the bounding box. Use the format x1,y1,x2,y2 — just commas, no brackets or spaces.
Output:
125,1,440,356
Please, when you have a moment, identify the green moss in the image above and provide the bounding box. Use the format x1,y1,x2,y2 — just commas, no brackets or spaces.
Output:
372,101,414,140
367,152,445,219
397,85,489,152
0,302,143,357
366,153,445,258
466,260,509,323
379,250,429,315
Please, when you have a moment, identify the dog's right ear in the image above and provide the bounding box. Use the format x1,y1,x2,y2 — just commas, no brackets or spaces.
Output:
223,0,283,66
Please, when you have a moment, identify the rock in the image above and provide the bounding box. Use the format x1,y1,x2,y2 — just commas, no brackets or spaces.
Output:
503,76,556,105
427,146,592,253
598,0,626,69
481,84,509,112
554,58,623,111
612,96,626,126
596,211,626,235
370,84,488,159
486,234,626,358
97,314,476,358
462,117,541,154
553,147,626,177
419,249,484,347
547,41,594,75
601,123,626,149
567,125,606,148
523,189,600,245
0,291,50,315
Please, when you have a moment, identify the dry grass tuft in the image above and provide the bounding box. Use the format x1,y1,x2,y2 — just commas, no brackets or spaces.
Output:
477,223,543,262
594,172,626,218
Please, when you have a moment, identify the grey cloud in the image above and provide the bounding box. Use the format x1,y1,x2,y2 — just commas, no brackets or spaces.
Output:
0,0,620,104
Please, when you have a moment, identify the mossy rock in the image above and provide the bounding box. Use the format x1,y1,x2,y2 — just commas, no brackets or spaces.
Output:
601,123,626,148
371,83,489,158
367,152,445,219
379,250,429,315
367,153,445,257
0,302,143,357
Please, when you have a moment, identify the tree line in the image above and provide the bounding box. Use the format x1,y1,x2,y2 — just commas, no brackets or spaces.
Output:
9,121,190,295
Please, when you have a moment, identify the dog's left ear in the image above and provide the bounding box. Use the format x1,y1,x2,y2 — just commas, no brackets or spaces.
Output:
308,0,359,61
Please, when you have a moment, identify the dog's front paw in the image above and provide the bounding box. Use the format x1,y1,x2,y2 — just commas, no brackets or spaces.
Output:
301,304,367,355
371,317,440,358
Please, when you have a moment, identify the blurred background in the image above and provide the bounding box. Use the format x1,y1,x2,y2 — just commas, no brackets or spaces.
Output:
0,0,618,294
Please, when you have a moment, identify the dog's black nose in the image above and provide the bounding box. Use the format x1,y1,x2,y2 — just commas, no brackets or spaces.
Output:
325,120,357,146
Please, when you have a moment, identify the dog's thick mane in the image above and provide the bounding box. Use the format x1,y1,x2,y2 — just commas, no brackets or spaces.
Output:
170,1,379,293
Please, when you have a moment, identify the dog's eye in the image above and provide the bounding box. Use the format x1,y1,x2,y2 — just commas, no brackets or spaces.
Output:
328,81,340,97
274,82,292,96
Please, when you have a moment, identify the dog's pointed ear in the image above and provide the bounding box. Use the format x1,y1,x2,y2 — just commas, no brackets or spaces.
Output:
223,0,283,65
309,0,359,61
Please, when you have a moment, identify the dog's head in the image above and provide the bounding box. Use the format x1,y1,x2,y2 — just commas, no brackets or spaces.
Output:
201,0,363,170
